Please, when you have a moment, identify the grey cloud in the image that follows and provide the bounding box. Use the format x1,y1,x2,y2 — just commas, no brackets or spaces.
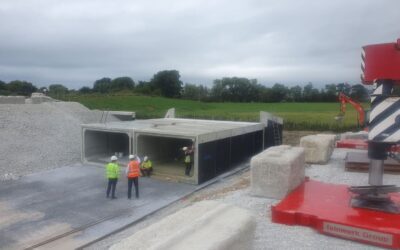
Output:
0,0,399,89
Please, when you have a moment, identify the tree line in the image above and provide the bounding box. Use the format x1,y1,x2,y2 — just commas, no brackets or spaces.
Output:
1,70,373,103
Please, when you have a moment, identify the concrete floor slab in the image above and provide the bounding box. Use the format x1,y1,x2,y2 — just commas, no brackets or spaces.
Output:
0,165,198,250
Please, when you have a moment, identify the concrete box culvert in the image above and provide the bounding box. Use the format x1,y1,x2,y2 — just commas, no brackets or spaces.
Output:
136,134,196,183
82,118,272,184
83,129,132,166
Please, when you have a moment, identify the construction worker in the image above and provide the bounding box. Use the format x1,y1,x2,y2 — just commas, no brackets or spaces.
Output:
106,155,120,199
126,155,140,199
183,146,194,176
140,156,153,177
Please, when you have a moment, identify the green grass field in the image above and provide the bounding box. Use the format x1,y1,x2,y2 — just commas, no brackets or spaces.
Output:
62,93,367,131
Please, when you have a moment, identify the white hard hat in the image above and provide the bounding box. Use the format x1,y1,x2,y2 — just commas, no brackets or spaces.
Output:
129,154,135,160
144,156,148,161
111,155,118,161
182,147,188,151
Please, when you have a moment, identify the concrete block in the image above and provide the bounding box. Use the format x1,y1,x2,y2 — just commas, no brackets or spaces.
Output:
31,92,46,97
108,111,135,120
260,111,283,125
340,131,368,140
0,96,25,104
109,201,256,250
300,134,335,164
250,145,305,199
164,108,175,118
30,96,54,104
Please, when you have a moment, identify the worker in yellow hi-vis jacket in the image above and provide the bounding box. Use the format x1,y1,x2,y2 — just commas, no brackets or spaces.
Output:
140,156,153,177
106,155,120,199
182,146,194,176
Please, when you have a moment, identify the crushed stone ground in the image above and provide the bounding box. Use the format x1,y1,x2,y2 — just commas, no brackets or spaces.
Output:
0,102,118,181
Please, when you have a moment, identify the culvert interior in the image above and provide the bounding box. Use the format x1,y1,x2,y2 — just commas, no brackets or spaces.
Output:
84,130,130,164
136,134,194,178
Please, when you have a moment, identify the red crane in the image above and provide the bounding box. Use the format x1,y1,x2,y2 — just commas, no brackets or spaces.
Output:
272,38,400,249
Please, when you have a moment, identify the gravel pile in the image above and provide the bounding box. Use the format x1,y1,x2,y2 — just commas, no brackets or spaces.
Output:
0,102,119,181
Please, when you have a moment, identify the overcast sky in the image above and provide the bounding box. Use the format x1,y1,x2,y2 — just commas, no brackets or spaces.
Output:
0,0,399,89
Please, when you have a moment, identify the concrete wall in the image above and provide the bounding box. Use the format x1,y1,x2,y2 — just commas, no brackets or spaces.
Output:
0,96,25,104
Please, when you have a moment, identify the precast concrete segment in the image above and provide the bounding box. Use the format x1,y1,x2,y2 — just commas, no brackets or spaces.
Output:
250,145,305,199
0,96,25,104
109,200,256,250
82,118,266,185
29,93,55,104
82,118,264,144
300,134,336,164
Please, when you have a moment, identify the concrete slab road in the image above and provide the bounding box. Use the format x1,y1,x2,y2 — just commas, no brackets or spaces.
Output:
0,164,197,250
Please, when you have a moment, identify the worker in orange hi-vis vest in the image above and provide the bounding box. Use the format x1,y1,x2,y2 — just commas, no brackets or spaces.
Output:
125,155,140,199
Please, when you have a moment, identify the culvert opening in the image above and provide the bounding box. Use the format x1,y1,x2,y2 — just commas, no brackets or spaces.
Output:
84,130,130,164
136,135,194,179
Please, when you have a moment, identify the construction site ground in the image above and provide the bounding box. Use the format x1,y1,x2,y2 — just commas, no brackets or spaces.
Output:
1,102,395,249
86,148,398,250
0,164,200,250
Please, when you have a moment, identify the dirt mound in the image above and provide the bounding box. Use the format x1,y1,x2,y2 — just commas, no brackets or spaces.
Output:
0,102,118,180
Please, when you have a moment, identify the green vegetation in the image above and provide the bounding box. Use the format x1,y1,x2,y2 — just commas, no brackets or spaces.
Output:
61,93,367,132
1,70,372,132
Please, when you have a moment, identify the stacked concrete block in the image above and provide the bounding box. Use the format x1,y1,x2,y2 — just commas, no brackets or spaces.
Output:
300,134,336,164
250,145,305,199
109,200,256,250
0,96,25,104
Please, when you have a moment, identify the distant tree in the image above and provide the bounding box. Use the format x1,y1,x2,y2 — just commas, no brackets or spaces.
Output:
288,85,302,102
135,81,153,95
322,84,338,102
79,86,92,94
110,77,135,91
258,86,272,102
93,77,112,93
336,82,351,96
48,84,68,96
6,80,38,96
302,83,320,102
270,83,288,102
182,83,210,101
350,84,369,102
210,77,259,102
210,79,229,101
150,70,182,98
0,80,8,95
182,83,200,100
197,85,210,101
